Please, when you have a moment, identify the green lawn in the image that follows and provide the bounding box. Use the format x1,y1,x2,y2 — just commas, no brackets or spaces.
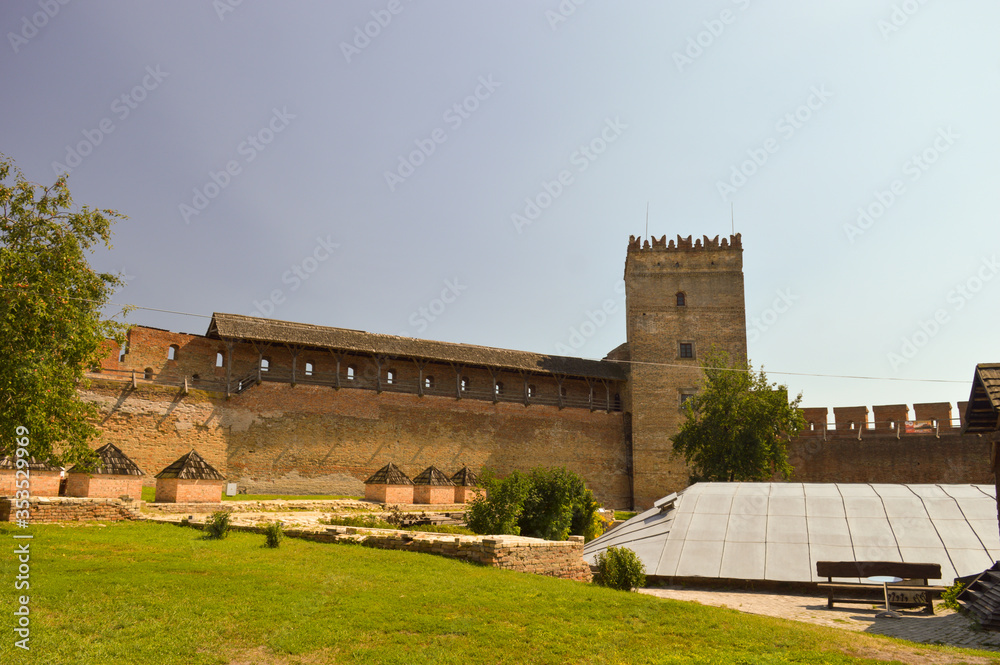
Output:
140,486,361,503
0,522,991,664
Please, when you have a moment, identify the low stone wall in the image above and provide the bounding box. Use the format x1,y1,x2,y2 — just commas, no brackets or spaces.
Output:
0,497,143,523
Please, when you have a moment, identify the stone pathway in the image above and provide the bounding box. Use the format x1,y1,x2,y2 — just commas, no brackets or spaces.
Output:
640,586,1000,652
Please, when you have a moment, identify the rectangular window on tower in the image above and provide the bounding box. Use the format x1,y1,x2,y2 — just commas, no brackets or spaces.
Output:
679,342,694,359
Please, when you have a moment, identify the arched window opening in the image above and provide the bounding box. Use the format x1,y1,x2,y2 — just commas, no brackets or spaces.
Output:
216,352,224,368
495,381,504,396
143,367,153,380
559,386,567,398
260,357,271,372
424,376,435,390
676,292,686,307
386,369,395,385
192,374,200,383
527,384,536,398
167,344,179,361
305,362,314,377
889,420,896,430
347,365,356,381
613,393,622,411
460,376,470,392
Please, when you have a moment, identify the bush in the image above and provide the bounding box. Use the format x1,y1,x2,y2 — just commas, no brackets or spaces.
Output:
595,546,646,591
941,581,966,611
204,511,232,540
466,467,605,541
465,470,531,536
263,521,283,548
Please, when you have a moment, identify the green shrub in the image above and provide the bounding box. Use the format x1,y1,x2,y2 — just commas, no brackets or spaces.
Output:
595,546,646,591
465,470,531,536
263,521,283,548
941,581,966,611
466,467,605,541
204,511,232,540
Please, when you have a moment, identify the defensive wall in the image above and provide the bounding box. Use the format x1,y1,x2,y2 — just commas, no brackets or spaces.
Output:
77,324,993,509
84,322,632,507
787,402,994,485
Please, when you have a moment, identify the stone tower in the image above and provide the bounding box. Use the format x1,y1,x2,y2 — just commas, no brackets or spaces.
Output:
623,233,747,509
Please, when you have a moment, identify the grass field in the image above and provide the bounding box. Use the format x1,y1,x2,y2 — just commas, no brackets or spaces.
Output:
0,521,992,664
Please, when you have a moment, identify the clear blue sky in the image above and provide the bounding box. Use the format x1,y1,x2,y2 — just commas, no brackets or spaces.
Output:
2,1,997,416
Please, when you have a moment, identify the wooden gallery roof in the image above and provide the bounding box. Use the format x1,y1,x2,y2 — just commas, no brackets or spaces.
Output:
206,313,626,382
963,364,1000,433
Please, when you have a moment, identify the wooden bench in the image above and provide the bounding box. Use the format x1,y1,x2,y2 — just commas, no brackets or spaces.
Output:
816,561,946,613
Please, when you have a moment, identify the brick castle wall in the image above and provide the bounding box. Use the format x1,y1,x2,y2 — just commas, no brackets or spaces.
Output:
79,373,631,508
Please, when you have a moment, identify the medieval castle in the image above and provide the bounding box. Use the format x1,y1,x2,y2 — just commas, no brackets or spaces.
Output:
87,235,990,509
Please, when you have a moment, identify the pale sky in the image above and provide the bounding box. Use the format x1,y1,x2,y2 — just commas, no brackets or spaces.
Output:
2,1,997,417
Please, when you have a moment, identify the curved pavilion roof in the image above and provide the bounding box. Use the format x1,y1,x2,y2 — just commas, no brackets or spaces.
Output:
585,483,1000,584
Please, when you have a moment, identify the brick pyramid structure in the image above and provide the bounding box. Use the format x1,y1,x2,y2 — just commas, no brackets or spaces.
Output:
364,462,413,504
66,443,145,499
412,465,454,505
154,450,225,503
450,466,481,503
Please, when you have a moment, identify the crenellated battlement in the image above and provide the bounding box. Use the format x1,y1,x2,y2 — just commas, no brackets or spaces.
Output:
627,233,742,252
798,401,970,438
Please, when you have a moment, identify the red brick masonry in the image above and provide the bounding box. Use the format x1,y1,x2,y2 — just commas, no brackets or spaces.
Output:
65,473,143,500
0,470,61,497
0,497,142,523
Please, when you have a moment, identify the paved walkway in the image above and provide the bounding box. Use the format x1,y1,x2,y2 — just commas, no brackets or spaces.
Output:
640,586,1000,653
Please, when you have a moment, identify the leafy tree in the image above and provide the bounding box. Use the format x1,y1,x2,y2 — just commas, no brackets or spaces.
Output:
0,155,127,467
465,466,605,541
671,349,805,483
